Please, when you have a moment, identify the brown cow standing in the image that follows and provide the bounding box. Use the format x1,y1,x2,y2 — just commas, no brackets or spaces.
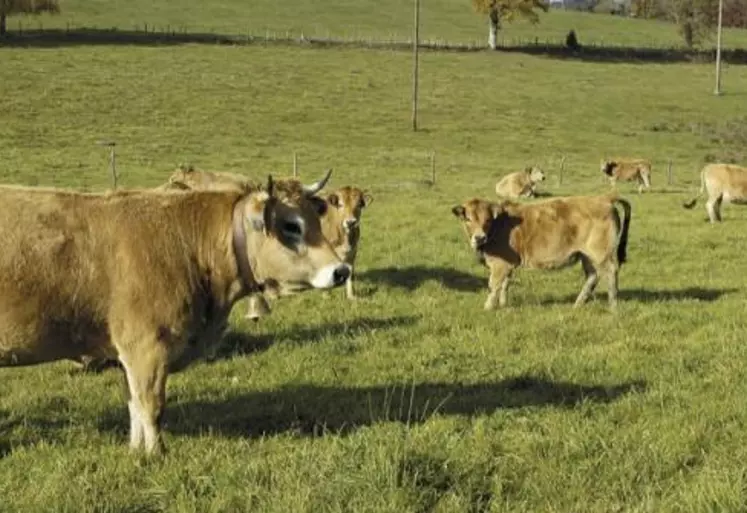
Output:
451,193,631,310
0,173,349,455
601,158,652,194
682,163,747,223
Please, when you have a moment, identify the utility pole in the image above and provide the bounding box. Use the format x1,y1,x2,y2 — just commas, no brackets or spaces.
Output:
411,0,421,131
714,0,724,95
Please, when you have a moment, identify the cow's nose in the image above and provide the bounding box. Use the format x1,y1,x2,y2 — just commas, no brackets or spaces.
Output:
344,218,358,229
473,234,487,246
333,265,351,286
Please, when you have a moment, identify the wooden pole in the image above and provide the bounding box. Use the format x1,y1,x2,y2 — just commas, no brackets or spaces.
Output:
714,0,724,96
98,141,117,189
667,159,673,185
558,156,566,187
293,151,298,177
430,150,436,185
411,0,420,131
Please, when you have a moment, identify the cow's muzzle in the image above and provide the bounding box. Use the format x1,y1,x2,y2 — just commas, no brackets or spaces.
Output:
343,218,359,230
310,263,352,289
471,234,487,250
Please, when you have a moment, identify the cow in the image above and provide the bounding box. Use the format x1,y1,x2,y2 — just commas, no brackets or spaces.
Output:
682,163,747,223
160,164,256,193
600,158,652,194
322,186,373,300
495,166,546,199
0,171,350,455
451,193,632,310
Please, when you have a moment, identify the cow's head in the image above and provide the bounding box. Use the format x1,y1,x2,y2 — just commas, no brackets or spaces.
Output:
525,166,546,184
234,170,350,296
600,159,617,176
325,186,373,232
451,198,504,251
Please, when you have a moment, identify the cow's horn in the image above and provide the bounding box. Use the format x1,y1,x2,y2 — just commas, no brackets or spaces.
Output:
266,174,274,197
302,168,333,196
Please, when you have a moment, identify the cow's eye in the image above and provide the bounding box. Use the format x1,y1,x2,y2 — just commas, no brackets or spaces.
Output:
281,221,303,240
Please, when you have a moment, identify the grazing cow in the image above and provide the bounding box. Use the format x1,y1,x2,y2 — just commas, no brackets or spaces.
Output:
0,172,350,455
683,163,747,223
601,158,652,194
451,193,631,310
495,166,546,199
323,186,373,300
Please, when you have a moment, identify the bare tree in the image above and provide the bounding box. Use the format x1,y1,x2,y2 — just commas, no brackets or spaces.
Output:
1,0,60,36
472,0,550,50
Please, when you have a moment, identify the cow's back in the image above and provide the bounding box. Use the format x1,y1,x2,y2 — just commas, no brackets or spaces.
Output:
704,164,747,200
495,172,527,198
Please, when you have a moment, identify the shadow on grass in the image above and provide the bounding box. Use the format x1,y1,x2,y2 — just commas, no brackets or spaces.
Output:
95,375,646,440
211,315,420,359
4,29,746,66
359,266,485,292
541,287,739,305
0,407,71,459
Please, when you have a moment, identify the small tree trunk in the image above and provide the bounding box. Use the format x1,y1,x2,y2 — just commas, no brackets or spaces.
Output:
0,14,7,36
488,7,499,50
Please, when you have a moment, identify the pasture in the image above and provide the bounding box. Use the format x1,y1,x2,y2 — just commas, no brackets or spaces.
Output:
3,4,747,512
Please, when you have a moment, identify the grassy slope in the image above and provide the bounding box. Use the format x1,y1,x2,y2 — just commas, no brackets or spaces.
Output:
3,7,747,513
8,0,747,48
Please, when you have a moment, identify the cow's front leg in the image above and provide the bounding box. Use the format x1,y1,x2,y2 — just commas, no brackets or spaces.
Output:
245,294,271,321
485,263,512,310
345,265,356,300
118,341,169,455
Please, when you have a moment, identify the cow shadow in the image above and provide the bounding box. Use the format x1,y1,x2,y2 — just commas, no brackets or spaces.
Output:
0,407,72,459
540,286,739,305
211,315,420,359
97,375,646,440
359,266,486,292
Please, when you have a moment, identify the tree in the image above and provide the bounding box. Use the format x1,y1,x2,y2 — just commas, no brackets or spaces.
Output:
0,0,60,36
631,0,719,47
472,0,550,50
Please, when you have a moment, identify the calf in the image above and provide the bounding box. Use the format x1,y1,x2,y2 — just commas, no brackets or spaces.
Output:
495,166,546,199
601,158,652,194
451,193,631,310
683,163,747,223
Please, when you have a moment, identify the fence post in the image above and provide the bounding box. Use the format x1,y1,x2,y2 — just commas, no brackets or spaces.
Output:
667,159,673,185
430,151,436,185
293,151,298,177
558,156,566,187
98,141,118,189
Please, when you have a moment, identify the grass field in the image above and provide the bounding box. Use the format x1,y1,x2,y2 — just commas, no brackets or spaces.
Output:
3,3,747,513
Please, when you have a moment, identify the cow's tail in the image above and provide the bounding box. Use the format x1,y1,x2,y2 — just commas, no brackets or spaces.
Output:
612,198,632,265
682,168,705,209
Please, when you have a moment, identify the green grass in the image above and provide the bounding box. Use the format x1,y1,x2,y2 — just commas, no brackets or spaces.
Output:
3,9,747,513
8,0,747,49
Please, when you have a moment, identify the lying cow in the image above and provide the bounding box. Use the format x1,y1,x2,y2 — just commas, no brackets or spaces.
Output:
0,172,349,455
495,166,546,199
161,163,256,192
683,163,747,223
451,193,632,310
601,158,652,194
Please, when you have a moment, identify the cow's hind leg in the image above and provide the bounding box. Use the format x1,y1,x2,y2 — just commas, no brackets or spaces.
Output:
118,343,169,455
574,255,599,307
603,260,619,311
706,195,722,223
485,262,513,310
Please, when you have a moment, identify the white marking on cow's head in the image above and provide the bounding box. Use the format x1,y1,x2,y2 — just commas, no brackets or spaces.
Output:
526,166,546,183
326,186,371,232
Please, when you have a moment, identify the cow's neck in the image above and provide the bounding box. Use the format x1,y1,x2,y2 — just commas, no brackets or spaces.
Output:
231,200,265,297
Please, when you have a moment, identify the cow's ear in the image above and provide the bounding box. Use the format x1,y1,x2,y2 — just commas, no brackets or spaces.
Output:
490,202,505,218
362,193,373,208
451,205,466,219
524,166,532,173
245,192,272,233
327,193,340,208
